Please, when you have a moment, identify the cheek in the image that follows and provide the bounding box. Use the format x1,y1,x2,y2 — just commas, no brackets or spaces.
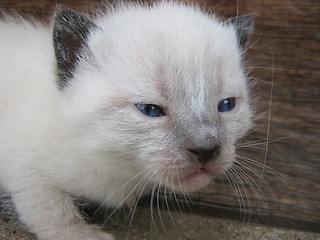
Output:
220,111,252,141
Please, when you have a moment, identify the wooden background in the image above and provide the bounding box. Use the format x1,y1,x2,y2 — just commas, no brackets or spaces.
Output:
1,0,319,233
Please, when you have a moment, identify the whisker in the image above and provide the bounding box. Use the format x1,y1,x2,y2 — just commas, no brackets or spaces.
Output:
156,172,166,233
150,170,161,235
236,137,288,148
225,169,246,215
233,163,269,215
237,155,291,188
171,177,185,215
95,166,153,217
242,36,259,55
228,167,251,222
177,178,192,211
163,175,179,233
235,157,274,195
250,77,278,86
246,66,287,71
104,168,155,223
127,170,156,234
262,55,274,177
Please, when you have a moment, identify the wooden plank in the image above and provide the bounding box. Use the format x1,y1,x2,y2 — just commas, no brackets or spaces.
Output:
1,0,319,232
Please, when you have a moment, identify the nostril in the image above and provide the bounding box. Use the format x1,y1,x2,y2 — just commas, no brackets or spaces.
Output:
188,149,200,156
188,145,220,164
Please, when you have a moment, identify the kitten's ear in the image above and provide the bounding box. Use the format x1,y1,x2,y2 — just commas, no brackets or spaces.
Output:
228,14,255,50
53,8,96,88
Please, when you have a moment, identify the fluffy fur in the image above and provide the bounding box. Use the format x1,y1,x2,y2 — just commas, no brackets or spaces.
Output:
0,2,253,240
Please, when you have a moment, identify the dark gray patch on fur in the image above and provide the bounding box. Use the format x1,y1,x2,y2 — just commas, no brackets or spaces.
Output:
228,14,255,50
53,8,96,89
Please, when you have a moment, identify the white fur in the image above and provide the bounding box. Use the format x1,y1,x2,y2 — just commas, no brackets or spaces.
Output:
0,2,252,240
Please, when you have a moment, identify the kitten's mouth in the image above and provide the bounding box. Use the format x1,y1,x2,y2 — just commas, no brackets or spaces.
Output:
175,167,213,191
159,154,233,193
184,168,207,179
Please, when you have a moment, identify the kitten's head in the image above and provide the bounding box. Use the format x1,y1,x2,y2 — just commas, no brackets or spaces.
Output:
54,2,254,193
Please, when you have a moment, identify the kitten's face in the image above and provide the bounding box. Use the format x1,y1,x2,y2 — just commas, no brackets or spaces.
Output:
58,5,253,193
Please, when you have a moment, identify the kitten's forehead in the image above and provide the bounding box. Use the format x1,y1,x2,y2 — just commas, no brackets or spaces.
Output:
92,3,246,114
146,26,244,117
160,53,244,119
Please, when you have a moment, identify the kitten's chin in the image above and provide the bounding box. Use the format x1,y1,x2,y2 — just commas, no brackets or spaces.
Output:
173,169,214,193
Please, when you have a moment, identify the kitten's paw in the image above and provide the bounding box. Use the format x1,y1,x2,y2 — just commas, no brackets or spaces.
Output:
43,227,115,240
85,226,115,240
85,231,115,240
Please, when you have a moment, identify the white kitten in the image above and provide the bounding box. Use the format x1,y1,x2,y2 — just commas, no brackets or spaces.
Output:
0,2,253,240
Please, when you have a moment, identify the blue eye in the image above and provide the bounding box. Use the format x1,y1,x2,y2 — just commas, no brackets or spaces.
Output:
218,98,236,112
136,104,164,117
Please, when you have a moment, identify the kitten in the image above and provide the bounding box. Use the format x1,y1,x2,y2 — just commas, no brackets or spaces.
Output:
0,1,254,240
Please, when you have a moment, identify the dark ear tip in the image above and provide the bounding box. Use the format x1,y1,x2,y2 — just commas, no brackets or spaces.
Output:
241,13,257,25
238,13,258,20
54,6,69,16
227,13,257,49
53,6,96,89
230,13,257,28
54,7,79,23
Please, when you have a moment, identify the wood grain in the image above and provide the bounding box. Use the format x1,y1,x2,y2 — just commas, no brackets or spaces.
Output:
1,0,319,232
